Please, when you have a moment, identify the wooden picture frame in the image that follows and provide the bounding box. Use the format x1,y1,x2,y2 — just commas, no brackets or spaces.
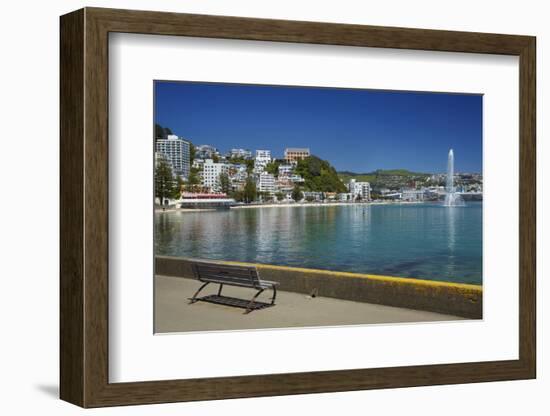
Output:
60,7,536,408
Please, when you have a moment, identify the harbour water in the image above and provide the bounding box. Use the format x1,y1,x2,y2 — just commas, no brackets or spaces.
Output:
155,202,482,284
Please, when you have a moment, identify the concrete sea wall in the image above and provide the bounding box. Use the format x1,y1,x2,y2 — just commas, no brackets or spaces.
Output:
155,256,482,319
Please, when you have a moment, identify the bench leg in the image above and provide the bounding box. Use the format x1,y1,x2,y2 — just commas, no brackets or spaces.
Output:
218,284,224,296
244,289,264,314
188,282,209,304
270,285,277,305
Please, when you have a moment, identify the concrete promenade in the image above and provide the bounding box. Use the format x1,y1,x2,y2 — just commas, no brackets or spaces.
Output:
156,256,483,319
155,275,463,333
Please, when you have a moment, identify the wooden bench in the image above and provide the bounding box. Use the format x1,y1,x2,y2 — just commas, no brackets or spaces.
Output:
188,262,280,313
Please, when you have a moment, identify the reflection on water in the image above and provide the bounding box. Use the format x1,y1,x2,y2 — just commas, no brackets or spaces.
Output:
446,206,456,278
155,203,482,284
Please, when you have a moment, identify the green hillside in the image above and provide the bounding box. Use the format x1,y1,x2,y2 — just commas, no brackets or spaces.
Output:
338,169,431,190
294,156,348,193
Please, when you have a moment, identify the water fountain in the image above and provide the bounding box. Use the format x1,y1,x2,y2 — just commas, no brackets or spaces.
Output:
444,149,465,207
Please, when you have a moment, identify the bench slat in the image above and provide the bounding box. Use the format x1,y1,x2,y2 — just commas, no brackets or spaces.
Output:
194,265,257,277
197,278,264,288
193,262,261,288
198,274,255,284
197,270,256,279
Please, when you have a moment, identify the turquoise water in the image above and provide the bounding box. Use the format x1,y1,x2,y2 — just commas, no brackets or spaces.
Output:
155,202,482,284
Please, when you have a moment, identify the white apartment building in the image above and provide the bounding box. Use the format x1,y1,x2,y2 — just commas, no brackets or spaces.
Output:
229,164,248,181
348,179,371,201
192,158,205,169
155,134,191,179
338,193,353,202
258,172,276,195
278,164,293,176
254,149,272,174
401,189,425,201
202,159,229,192
195,144,219,160
229,148,252,159
154,151,165,168
303,191,323,201
289,174,305,183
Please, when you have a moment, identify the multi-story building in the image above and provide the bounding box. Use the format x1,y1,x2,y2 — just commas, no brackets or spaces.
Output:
401,188,425,202
278,164,293,176
258,172,276,195
380,189,401,200
228,164,248,180
192,158,205,169
284,148,310,163
424,187,444,201
229,148,252,160
338,193,353,202
195,144,219,160
348,179,371,201
155,134,191,179
289,174,305,183
154,151,165,168
202,159,229,192
275,177,294,193
303,191,323,201
228,164,249,191
254,150,272,174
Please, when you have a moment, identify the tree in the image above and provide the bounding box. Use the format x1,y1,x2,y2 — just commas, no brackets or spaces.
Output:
355,193,362,202
243,177,257,203
172,176,184,199
245,159,255,174
294,156,347,193
291,185,303,202
259,191,273,202
305,195,315,202
219,172,231,194
275,192,285,201
154,123,173,141
264,161,281,176
186,167,201,192
230,190,245,202
154,123,164,141
155,158,175,205
228,156,245,164
189,142,196,164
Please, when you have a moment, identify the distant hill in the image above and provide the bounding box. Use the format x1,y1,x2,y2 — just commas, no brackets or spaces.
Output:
339,169,429,177
338,169,431,190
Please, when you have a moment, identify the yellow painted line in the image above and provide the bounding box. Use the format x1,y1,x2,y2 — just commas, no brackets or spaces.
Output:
180,257,482,292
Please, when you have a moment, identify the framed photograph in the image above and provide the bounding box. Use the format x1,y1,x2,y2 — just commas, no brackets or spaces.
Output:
60,7,536,407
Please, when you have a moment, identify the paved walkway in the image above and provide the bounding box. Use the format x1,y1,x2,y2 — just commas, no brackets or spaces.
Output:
155,275,463,333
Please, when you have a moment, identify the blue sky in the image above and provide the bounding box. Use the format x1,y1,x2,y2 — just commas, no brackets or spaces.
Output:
154,81,482,173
